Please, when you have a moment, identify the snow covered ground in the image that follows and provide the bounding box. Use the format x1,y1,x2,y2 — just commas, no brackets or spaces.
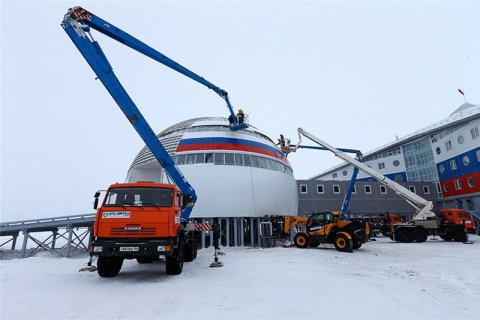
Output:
1,236,479,320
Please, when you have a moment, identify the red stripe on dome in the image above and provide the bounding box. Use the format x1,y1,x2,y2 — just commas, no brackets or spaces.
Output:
176,143,287,163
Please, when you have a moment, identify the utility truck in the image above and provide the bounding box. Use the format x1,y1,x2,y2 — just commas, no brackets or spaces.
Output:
295,128,474,243
62,6,240,276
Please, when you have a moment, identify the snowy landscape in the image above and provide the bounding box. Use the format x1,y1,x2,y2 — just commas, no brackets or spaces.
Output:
1,236,479,320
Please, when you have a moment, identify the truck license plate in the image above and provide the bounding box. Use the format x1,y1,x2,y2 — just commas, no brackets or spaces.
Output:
120,246,139,252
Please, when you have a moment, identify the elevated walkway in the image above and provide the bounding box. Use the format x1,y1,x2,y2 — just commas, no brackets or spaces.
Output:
0,214,95,258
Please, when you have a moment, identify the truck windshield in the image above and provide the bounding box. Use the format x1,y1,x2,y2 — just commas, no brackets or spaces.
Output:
104,187,173,207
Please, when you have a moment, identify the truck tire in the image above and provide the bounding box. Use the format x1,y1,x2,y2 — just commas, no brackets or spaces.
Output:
414,229,428,243
333,233,353,252
97,256,123,277
453,231,467,243
184,236,197,262
294,233,309,248
166,237,184,275
396,229,413,243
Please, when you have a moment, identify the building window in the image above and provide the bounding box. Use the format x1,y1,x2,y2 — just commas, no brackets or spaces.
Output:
409,186,416,193
224,153,235,165
380,185,387,194
364,185,372,194
333,185,340,194
186,154,196,164
234,154,244,166
439,164,445,173
471,127,479,139
457,135,464,144
467,177,475,188
435,147,441,155
450,159,457,170
205,153,214,163
214,153,225,165
445,141,452,151
176,154,186,165
435,182,442,194
317,185,324,194
378,162,385,170
454,179,462,190
300,185,308,194
196,153,206,164
443,183,449,192
243,154,252,166
423,186,430,194
342,170,348,176
332,173,337,178
463,155,470,166
393,160,400,167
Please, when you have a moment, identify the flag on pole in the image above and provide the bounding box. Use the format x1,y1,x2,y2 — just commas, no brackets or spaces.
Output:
458,89,465,96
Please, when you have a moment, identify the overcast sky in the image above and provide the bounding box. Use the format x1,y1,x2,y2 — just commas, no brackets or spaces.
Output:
1,1,479,221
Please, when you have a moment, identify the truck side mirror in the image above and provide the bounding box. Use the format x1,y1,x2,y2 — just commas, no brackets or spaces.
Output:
93,191,101,210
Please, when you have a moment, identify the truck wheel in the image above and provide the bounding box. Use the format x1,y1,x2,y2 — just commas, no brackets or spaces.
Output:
440,235,453,241
184,236,197,262
396,229,413,243
294,233,309,248
453,231,467,242
97,256,123,277
166,237,184,275
414,229,428,243
333,234,353,252
137,256,157,264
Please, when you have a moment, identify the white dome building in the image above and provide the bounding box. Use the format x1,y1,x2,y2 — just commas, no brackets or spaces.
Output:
126,117,298,223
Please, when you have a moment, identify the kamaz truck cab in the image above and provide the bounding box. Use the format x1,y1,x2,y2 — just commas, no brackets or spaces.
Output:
91,181,197,277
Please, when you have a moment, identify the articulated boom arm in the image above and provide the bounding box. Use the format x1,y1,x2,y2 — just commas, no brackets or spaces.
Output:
63,6,243,129
62,7,201,221
297,128,436,221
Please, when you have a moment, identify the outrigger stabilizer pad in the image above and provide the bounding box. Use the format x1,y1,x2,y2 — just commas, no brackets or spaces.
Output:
79,256,97,272
210,248,224,268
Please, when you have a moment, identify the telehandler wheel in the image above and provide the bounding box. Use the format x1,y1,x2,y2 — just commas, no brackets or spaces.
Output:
97,256,123,277
166,237,184,275
414,229,428,243
334,234,353,252
294,233,309,249
352,237,362,250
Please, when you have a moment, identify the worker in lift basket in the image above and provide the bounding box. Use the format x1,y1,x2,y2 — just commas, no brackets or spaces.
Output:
237,109,245,124
228,114,235,126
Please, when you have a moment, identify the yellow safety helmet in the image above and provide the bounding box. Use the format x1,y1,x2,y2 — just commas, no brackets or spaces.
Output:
238,109,244,113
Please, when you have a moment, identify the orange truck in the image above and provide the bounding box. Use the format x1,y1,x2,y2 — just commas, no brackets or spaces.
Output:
90,181,198,277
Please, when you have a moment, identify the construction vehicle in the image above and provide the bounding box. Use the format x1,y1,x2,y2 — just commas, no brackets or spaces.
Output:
62,6,238,276
285,212,369,252
296,128,475,243
282,143,369,252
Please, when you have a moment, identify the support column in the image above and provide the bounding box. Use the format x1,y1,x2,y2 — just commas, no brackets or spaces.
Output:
240,218,245,246
226,219,230,247
51,230,57,249
66,225,73,258
233,218,238,247
21,231,29,258
11,234,18,250
209,219,214,247
257,218,261,247
218,219,222,248
250,217,254,247
201,219,206,249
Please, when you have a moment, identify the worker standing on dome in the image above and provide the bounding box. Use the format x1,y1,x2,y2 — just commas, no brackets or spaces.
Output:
237,109,245,124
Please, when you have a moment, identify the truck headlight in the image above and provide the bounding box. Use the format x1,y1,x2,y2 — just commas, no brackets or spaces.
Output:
93,246,103,252
157,246,166,251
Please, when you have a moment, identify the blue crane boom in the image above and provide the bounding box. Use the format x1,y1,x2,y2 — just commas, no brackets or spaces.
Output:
291,144,363,219
62,6,239,221
62,7,246,130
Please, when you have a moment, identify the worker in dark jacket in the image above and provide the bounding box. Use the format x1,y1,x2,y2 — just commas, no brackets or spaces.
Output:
228,114,235,126
237,109,245,124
